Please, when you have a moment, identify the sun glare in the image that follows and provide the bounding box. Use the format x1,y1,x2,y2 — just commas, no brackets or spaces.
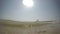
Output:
23,0,34,7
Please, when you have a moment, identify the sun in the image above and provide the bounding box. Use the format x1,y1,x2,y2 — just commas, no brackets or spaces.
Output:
23,0,34,7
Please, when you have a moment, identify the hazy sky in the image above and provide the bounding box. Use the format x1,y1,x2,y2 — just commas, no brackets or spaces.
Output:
1,0,59,21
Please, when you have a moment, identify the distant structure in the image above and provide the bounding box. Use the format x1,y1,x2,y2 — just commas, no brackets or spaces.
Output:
35,19,39,23
36,19,39,22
